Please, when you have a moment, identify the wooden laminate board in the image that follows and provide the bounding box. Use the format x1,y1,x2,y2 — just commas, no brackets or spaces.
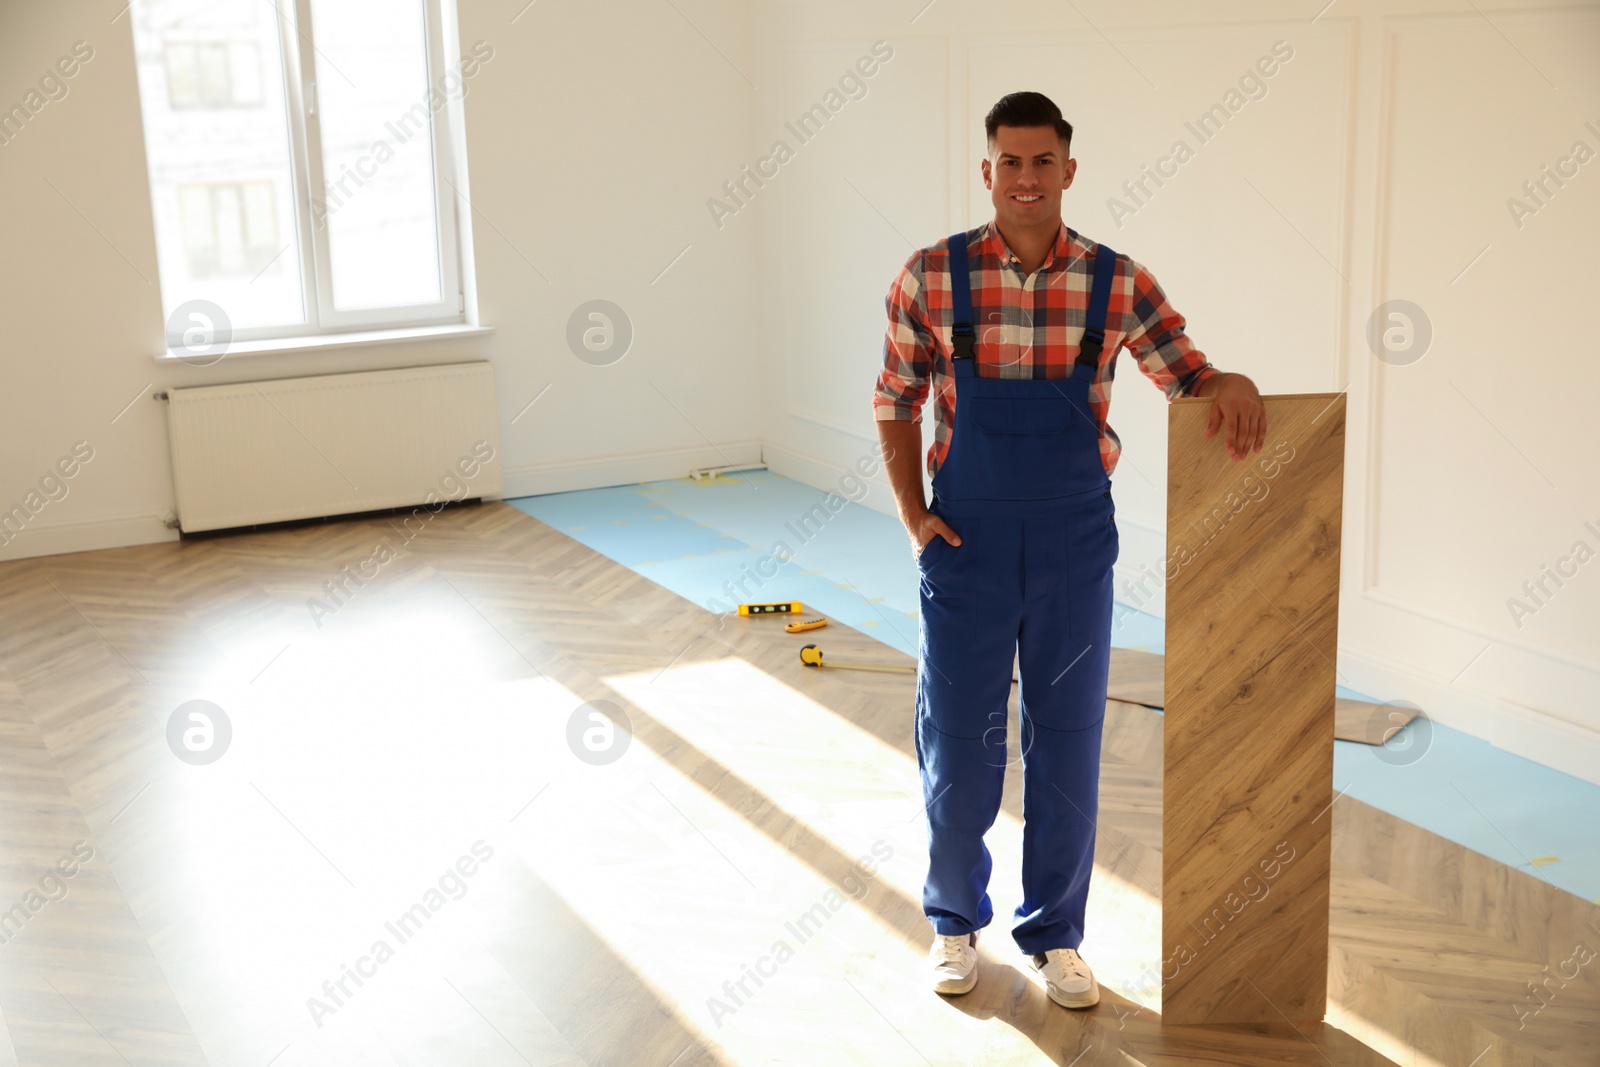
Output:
1162,393,1346,1025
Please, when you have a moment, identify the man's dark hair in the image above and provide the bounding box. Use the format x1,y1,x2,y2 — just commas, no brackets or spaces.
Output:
984,92,1073,156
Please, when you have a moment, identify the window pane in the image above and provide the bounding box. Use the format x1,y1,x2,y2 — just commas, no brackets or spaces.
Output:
133,0,305,333
244,183,276,246
309,0,443,311
214,186,244,268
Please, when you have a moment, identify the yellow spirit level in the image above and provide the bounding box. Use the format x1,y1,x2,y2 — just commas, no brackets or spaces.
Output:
739,601,803,616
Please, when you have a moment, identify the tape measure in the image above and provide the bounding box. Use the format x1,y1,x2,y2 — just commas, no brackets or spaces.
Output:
798,644,915,672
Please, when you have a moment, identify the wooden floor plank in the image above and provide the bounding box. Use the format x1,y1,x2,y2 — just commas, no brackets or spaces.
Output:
1162,394,1346,1024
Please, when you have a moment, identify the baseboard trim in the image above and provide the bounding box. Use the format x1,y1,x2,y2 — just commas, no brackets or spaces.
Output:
0,514,178,562
1337,643,1600,788
499,440,764,499
761,439,899,518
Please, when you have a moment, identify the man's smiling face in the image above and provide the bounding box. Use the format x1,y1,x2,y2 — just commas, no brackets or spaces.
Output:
982,124,1075,231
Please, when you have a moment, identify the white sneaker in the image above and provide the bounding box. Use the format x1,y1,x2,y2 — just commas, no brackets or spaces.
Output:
1030,947,1100,1008
929,930,979,995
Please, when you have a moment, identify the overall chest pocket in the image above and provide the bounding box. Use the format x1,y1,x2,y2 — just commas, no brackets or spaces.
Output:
969,397,1074,435
949,395,1092,500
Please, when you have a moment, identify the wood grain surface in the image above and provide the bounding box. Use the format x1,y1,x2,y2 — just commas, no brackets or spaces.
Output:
1162,392,1347,1025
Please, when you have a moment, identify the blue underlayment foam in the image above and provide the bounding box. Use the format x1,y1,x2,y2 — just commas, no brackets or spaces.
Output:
508,471,1600,903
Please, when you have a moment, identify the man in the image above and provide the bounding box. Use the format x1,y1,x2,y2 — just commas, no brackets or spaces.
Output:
872,91,1267,1009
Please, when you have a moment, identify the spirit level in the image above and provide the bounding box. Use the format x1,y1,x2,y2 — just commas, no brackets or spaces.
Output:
739,601,802,616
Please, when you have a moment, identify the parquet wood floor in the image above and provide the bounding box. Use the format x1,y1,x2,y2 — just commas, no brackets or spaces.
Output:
0,501,1591,1065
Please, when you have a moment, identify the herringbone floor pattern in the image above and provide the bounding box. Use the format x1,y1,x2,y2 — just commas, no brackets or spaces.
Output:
0,500,1592,1066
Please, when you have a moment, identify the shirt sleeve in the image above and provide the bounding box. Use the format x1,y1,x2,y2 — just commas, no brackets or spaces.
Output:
1121,257,1219,400
873,250,934,423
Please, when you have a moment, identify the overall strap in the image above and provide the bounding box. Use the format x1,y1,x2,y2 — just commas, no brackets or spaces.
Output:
947,231,975,360
1078,244,1119,368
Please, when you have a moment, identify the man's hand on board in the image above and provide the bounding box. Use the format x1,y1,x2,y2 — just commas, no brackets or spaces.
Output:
1198,372,1267,461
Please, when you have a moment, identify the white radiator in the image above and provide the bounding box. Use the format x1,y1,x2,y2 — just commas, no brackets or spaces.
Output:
165,362,502,533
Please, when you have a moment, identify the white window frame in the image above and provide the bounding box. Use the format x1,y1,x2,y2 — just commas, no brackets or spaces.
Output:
179,0,467,343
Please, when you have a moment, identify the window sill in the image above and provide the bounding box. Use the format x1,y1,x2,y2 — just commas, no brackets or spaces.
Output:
153,323,494,362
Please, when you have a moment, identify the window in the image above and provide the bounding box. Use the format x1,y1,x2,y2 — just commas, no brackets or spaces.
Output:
131,0,475,348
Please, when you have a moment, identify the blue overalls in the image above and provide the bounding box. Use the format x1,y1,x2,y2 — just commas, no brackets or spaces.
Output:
914,231,1120,957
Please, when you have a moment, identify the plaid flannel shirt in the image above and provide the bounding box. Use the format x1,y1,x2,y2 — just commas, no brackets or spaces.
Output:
873,220,1219,478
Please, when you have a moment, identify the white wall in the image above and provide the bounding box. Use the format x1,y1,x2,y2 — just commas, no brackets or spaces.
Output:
0,0,764,558
751,0,1600,785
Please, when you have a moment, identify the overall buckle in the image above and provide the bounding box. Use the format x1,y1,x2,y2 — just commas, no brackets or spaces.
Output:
1077,327,1105,367
951,325,975,361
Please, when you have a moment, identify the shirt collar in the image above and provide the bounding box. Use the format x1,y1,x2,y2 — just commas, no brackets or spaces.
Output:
983,219,1084,274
